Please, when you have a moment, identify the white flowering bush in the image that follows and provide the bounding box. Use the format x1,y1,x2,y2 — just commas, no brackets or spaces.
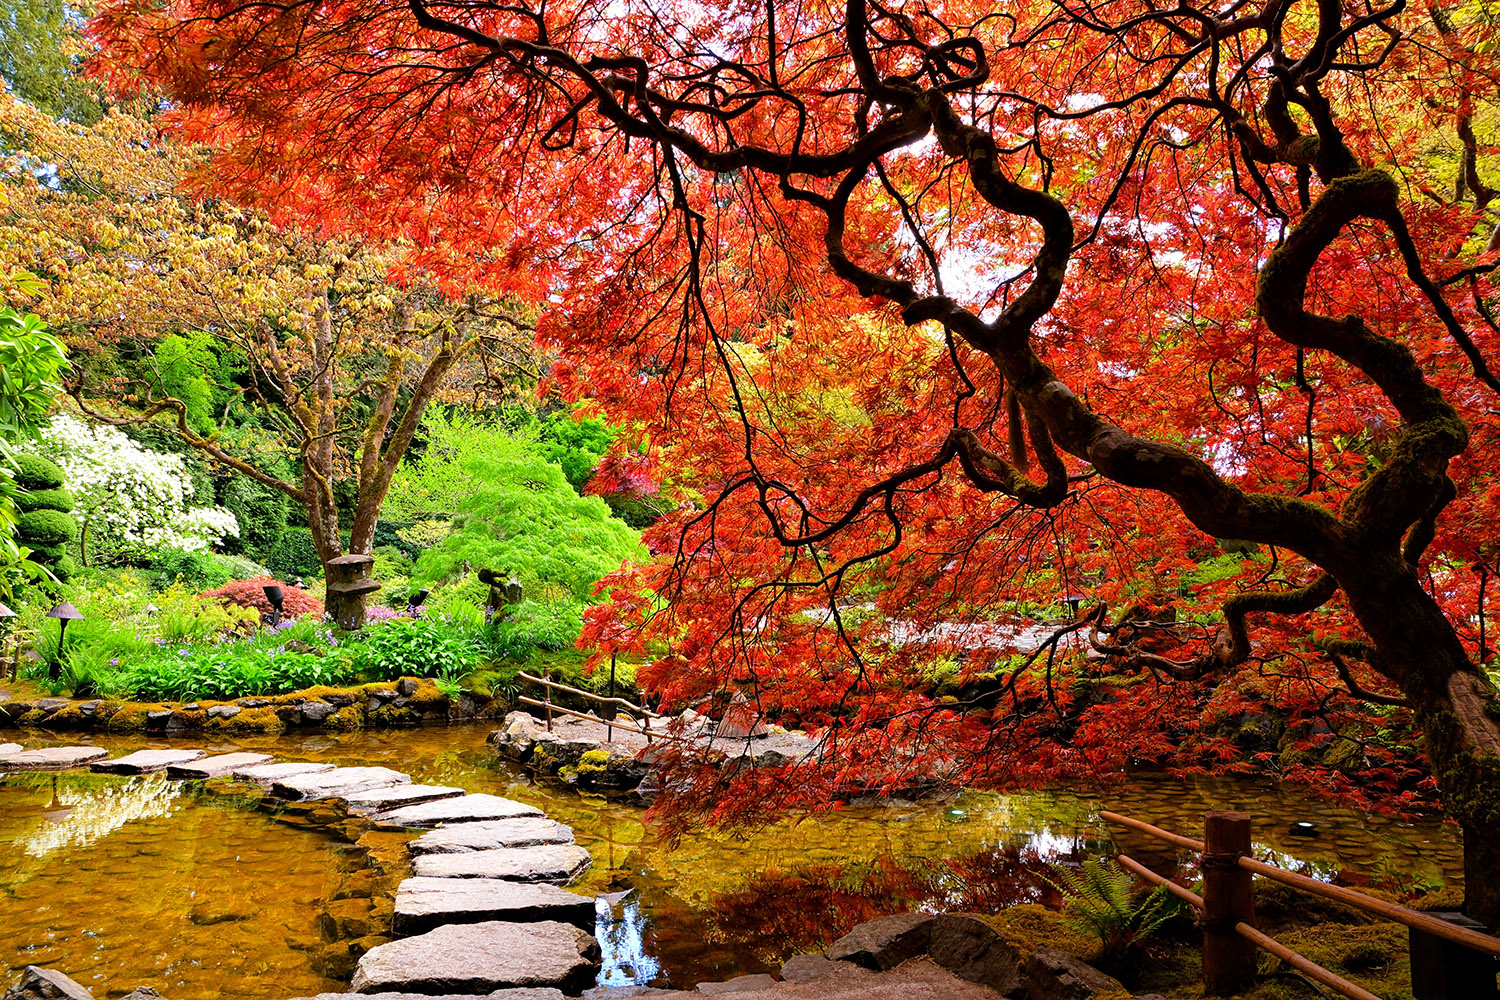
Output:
24,414,239,564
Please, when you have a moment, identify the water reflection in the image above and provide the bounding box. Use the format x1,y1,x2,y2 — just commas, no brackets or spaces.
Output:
596,896,662,987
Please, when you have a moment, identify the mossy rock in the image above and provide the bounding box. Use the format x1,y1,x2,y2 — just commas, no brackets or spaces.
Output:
982,904,1098,962
324,704,366,730
17,508,77,545
39,704,86,729
19,487,75,513
1322,736,1366,771
368,704,419,727
12,454,64,490
106,702,170,731
576,748,611,777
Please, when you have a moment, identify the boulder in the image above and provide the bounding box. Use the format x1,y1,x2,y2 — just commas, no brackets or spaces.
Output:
1023,949,1127,1000
696,975,778,994
373,792,543,829
119,990,166,1000
409,818,575,854
0,747,109,771
825,912,933,970
166,752,273,779
1,967,94,1000
299,701,338,723
393,876,596,935
779,953,846,984
351,920,600,995
0,743,21,755
91,749,206,774
925,914,1022,997
270,765,410,800
206,705,241,720
411,844,592,883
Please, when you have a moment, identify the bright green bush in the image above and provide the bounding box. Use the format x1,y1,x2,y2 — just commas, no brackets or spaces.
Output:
150,548,235,591
12,453,63,490
409,436,643,601
21,487,74,513
17,507,77,545
347,617,487,681
489,599,585,659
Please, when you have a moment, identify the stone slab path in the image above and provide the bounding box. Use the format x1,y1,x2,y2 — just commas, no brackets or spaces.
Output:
167,752,274,779
0,746,108,770
393,877,595,935
91,748,206,774
0,739,603,997
411,844,593,884
372,792,543,829
409,817,575,855
340,783,466,813
350,920,600,996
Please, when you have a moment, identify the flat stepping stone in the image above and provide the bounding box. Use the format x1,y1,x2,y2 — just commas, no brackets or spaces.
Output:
92,748,207,774
0,746,108,770
167,752,274,778
410,818,575,855
0,742,20,755
341,783,467,813
373,793,543,829
351,920,600,995
233,761,336,784
271,765,410,800
411,844,592,883
293,990,568,999
394,876,595,935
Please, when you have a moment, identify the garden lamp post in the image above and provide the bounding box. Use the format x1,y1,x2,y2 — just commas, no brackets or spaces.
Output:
45,602,83,682
263,584,285,627
409,589,429,618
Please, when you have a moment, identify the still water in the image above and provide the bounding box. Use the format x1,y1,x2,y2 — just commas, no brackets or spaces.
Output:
0,724,1464,997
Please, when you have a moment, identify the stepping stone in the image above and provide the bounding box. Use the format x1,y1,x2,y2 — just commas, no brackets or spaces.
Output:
410,817,575,855
351,920,600,995
340,783,467,813
0,743,20,755
293,990,568,999
167,752,274,779
373,792,544,829
411,844,592,883
232,761,335,784
270,765,410,800
393,876,596,935
0,746,108,770
91,748,207,774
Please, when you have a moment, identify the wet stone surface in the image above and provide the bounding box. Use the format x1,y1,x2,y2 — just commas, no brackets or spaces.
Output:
372,793,544,829
91,749,207,775
411,844,594,883
409,818,575,855
351,920,601,995
393,876,596,935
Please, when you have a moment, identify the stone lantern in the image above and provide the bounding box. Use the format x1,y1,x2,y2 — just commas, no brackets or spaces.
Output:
326,554,381,630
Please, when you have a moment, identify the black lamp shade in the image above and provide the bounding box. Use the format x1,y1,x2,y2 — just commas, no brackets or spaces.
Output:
262,585,285,610
411,589,430,607
46,602,83,621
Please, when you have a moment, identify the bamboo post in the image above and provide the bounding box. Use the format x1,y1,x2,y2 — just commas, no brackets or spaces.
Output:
605,652,617,743
543,660,553,733
1202,811,1257,994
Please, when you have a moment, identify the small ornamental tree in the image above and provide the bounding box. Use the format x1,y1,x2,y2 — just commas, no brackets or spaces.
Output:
204,576,323,620
25,413,238,565
12,453,75,581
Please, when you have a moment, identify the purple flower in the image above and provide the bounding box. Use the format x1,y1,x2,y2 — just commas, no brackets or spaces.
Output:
109,657,118,667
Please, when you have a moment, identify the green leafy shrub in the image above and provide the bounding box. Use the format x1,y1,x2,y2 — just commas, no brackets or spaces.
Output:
347,617,486,681
12,453,64,490
219,475,290,560
17,507,76,544
150,548,236,591
265,528,323,579
489,599,584,659
21,487,74,512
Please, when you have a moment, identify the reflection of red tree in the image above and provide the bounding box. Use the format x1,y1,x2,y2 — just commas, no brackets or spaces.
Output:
701,847,1061,962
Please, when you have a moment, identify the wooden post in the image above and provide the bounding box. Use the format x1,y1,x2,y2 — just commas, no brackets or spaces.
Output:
1410,912,1499,1000
543,661,553,733
605,652,617,743
1202,811,1256,994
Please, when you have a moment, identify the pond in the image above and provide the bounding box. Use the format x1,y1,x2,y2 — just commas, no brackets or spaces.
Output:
0,723,1465,997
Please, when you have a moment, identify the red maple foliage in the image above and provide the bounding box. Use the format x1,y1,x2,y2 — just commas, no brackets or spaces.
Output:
91,0,1500,918
204,577,325,621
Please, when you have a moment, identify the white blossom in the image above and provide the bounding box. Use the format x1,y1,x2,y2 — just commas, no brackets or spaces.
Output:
24,414,239,561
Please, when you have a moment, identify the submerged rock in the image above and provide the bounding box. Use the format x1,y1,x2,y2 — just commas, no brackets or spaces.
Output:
2,967,94,1000
350,920,600,995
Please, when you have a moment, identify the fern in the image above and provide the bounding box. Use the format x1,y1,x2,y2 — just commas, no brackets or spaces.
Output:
1045,858,1181,963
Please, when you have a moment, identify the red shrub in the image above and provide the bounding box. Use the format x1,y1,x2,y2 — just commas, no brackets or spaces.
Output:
204,576,324,619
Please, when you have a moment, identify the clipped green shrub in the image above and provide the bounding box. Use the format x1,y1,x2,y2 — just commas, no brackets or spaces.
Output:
28,541,67,561
18,507,77,545
150,548,236,591
21,487,74,513
12,453,64,490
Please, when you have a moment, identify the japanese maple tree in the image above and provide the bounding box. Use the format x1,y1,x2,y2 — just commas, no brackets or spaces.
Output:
91,0,1500,919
